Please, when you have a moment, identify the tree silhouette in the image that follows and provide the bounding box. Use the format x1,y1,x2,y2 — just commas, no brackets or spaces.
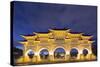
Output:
13,47,23,60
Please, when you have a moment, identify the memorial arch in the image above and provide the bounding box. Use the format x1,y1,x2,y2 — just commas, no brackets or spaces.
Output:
17,29,96,64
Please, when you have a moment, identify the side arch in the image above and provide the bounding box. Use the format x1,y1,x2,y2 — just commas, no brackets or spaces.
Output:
70,48,79,59
81,47,92,54
25,49,35,56
83,49,88,56
39,48,49,60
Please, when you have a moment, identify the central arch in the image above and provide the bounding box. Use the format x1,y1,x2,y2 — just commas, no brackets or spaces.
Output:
54,48,66,59
39,49,49,60
70,48,78,59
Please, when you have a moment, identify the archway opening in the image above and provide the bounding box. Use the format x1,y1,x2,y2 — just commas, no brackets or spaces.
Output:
83,49,88,56
70,48,78,59
27,50,34,59
54,48,66,59
40,49,49,60
26,49,34,63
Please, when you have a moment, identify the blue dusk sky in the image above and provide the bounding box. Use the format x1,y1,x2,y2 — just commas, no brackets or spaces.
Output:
12,1,97,49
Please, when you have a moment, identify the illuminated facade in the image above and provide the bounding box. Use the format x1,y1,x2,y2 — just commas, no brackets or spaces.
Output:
17,29,96,64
